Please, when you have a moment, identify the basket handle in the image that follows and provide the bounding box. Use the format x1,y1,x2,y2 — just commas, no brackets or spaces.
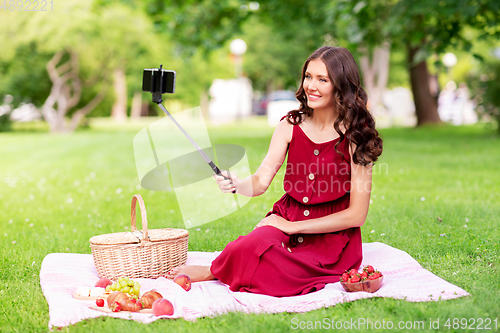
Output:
131,194,149,244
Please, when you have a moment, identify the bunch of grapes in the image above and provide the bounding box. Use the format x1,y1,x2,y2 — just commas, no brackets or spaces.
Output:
106,277,141,296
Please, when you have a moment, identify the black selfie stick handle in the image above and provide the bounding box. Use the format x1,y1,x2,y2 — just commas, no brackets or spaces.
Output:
209,161,236,193
209,161,222,176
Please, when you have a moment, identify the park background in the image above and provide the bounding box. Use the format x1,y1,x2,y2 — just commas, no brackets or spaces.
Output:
0,0,499,332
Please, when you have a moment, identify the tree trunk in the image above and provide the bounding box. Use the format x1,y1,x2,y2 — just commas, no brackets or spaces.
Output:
408,45,441,125
68,88,108,131
130,91,142,120
42,50,81,132
200,90,209,119
111,68,127,122
359,42,390,110
42,49,109,133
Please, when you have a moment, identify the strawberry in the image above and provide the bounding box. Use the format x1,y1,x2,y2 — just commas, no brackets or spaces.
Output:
349,268,358,277
350,274,361,283
360,271,368,281
95,298,104,307
368,273,381,280
136,300,144,309
363,265,375,274
110,301,121,312
341,272,350,282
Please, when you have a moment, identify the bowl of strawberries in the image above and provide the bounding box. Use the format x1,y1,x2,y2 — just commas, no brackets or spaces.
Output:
340,265,383,293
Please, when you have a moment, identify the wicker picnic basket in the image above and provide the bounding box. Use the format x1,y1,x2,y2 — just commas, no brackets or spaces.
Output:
89,194,189,280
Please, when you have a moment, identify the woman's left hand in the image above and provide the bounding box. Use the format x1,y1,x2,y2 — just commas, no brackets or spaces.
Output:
255,214,296,235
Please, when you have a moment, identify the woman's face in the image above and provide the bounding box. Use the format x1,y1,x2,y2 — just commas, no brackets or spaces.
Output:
303,59,334,112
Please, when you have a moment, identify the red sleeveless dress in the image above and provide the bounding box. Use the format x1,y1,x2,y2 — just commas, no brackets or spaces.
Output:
210,124,362,296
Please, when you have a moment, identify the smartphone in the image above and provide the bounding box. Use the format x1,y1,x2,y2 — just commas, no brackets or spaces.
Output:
142,68,176,94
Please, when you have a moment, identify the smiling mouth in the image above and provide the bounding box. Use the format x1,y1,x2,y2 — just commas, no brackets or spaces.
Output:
308,94,321,100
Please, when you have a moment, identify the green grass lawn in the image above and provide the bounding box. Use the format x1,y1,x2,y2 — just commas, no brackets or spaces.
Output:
1,118,499,332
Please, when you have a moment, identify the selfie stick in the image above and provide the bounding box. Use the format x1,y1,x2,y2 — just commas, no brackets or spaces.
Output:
152,66,236,193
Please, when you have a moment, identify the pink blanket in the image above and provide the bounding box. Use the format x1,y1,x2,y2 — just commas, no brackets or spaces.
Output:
40,242,469,329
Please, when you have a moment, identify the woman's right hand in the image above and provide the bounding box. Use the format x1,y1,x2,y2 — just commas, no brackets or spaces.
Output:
213,170,240,193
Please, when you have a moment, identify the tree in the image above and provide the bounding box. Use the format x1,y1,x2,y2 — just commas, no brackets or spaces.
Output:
41,49,110,132
468,58,500,133
142,0,251,53
246,0,393,113
0,1,164,132
238,15,320,93
0,42,53,109
334,0,500,125
88,0,254,115
136,1,342,107
358,43,390,111
146,0,388,112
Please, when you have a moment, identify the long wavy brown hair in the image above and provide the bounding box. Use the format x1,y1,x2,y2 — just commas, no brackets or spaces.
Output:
287,46,383,165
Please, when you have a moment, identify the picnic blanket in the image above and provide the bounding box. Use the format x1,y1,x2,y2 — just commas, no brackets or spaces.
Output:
40,242,469,329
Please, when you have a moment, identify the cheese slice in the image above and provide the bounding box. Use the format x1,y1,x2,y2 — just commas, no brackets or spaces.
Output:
90,287,105,297
76,287,91,297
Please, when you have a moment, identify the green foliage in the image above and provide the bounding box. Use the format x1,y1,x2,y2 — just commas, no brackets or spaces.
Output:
0,0,262,123
0,43,52,108
327,0,500,124
239,16,317,92
468,60,500,132
482,63,500,112
333,0,500,59
462,35,500,132
260,0,329,36
387,49,410,89
238,1,367,92
326,0,393,48
146,0,342,95
142,0,251,53
2,0,499,127
0,0,176,123
171,49,235,108
0,113,12,132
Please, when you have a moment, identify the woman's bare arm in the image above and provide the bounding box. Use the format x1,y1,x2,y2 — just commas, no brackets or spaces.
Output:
215,120,292,197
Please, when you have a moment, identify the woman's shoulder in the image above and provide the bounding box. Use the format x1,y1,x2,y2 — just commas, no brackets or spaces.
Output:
273,115,295,144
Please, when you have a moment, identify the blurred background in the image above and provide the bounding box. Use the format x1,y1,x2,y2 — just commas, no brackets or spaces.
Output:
0,0,499,132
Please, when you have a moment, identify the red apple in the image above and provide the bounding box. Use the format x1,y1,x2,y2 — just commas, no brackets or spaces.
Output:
173,274,191,291
152,298,174,316
95,277,114,288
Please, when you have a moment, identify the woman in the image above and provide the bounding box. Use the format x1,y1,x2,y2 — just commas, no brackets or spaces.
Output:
168,46,383,297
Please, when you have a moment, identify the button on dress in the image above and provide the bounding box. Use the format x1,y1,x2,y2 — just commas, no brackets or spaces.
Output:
210,124,362,296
